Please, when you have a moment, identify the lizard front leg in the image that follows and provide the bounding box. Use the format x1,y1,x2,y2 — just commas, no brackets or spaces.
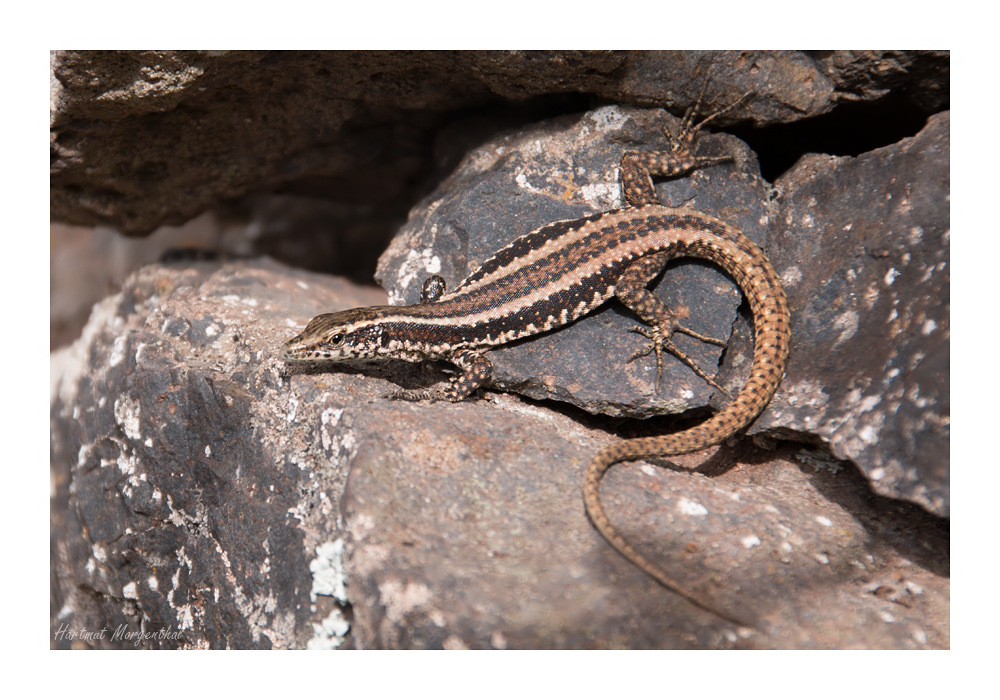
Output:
391,348,493,402
620,89,750,208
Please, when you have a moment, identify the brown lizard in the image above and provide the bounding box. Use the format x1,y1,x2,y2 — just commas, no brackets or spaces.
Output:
282,92,791,624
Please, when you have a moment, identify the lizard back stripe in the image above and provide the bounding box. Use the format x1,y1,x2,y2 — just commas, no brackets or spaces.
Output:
346,206,777,352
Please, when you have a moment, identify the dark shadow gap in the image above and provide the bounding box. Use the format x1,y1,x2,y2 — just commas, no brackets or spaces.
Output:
732,90,942,182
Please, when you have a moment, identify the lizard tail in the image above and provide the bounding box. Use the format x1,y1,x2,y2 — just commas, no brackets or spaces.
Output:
582,233,790,624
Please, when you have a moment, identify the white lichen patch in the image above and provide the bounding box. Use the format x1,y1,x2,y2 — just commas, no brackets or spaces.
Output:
781,265,803,287
77,443,93,469
515,169,546,196
577,181,619,210
51,292,125,410
443,635,469,650
219,294,258,309
393,246,444,296
857,424,879,445
167,547,198,631
114,448,141,493
585,105,628,133
109,335,128,367
320,407,348,453
92,542,109,563
113,394,143,441
490,629,508,650
781,379,830,412
836,402,887,457
165,493,208,533
310,539,349,604
307,608,351,650
831,310,859,348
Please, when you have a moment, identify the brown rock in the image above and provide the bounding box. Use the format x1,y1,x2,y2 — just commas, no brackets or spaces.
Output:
51,257,948,648
51,50,945,239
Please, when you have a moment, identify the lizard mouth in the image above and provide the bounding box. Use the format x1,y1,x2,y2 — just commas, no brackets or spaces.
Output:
279,338,342,363
280,333,379,364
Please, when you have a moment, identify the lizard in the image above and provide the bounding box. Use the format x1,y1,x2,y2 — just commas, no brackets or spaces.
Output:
281,93,792,625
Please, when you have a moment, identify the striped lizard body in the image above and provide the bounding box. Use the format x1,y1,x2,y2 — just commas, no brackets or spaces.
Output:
282,102,791,625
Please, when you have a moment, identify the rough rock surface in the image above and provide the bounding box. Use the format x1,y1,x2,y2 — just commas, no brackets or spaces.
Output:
761,112,950,516
50,50,949,649
376,105,768,418
51,50,947,239
51,260,948,649
375,108,950,517
50,261,384,649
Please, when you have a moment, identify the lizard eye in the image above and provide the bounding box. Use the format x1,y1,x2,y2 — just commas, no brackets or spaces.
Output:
330,333,345,346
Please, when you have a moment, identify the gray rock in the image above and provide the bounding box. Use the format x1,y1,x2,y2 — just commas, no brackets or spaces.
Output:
761,112,950,516
376,104,768,417
50,260,384,649
374,106,950,517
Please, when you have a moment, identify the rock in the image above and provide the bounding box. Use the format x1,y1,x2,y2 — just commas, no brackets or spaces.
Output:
376,104,769,417
760,112,950,516
374,105,950,517
51,259,948,648
49,50,949,343
344,399,948,649
50,260,384,649
51,50,946,240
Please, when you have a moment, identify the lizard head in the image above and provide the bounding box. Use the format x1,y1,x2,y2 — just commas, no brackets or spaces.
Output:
280,307,395,364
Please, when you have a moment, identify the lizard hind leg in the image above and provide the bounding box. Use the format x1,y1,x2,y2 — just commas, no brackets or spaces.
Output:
615,252,731,396
626,325,730,397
